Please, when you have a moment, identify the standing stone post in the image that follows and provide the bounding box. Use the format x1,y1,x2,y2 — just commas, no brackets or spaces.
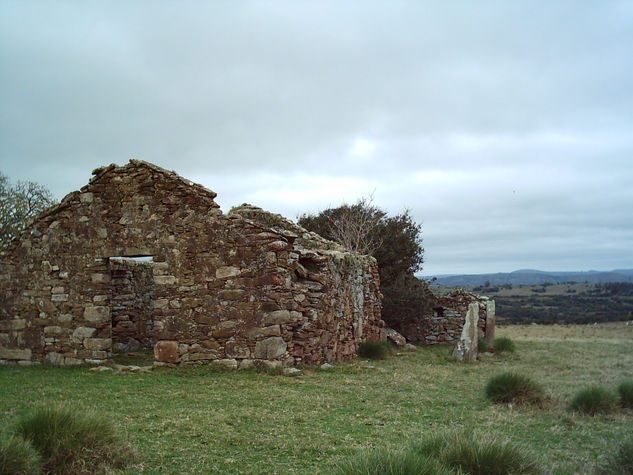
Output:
484,299,496,346
452,302,479,362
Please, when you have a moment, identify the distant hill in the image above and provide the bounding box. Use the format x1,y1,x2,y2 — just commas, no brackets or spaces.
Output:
428,269,633,286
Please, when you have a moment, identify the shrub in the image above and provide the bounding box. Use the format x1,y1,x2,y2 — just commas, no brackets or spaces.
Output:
568,386,617,415
478,337,488,353
617,379,633,408
0,435,42,475
358,341,393,360
15,407,135,473
485,372,543,405
492,337,515,353
298,201,431,330
597,437,633,474
333,448,457,475
413,431,540,475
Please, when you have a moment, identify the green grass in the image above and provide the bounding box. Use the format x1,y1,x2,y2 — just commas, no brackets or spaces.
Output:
492,337,516,353
477,337,488,353
596,437,633,475
0,322,631,474
617,379,633,408
413,431,541,475
0,435,42,475
332,447,456,475
15,407,135,473
485,372,543,405
568,386,617,415
333,430,540,474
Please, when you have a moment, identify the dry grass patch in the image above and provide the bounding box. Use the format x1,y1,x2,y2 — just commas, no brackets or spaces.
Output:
498,321,633,344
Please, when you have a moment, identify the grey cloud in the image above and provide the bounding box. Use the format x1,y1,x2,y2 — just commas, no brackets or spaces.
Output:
1,1,631,274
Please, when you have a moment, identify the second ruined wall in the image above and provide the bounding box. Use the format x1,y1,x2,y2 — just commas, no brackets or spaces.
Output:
393,291,495,345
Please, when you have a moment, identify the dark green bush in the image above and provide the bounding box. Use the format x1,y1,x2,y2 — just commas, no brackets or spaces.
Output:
413,431,540,475
617,379,633,408
568,386,617,415
358,341,393,360
0,435,42,475
15,407,135,473
596,437,633,474
485,372,543,405
333,448,457,475
478,337,488,353
492,337,515,353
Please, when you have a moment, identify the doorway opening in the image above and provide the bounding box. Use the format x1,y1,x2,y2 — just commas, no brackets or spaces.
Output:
108,256,156,353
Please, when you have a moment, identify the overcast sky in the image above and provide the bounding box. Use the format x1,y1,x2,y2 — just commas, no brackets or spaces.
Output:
1,1,632,275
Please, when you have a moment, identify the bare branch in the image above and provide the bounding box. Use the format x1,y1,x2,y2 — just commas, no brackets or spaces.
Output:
0,173,56,248
326,193,384,255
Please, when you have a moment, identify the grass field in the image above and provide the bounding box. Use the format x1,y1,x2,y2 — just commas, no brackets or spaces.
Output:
1,322,631,474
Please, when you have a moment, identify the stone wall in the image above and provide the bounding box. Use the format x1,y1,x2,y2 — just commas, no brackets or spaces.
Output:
0,160,382,367
393,290,495,345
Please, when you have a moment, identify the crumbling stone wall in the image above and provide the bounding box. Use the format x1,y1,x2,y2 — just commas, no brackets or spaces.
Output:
393,290,495,345
0,160,382,367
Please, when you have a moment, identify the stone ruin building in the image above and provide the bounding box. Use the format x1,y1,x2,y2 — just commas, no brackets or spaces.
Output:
0,160,382,368
393,290,495,347
382,288,495,362
0,160,494,368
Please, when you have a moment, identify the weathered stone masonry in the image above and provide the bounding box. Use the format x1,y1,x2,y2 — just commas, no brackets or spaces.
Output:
392,290,495,346
0,160,382,367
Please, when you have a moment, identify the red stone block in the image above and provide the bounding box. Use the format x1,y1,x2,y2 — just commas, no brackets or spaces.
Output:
153,340,179,362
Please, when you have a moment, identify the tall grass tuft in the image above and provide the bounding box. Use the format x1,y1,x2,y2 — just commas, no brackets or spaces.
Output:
0,435,42,475
332,448,457,475
485,372,543,405
596,437,633,474
492,337,515,353
568,385,617,415
477,337,488,353
15,407,135,473
413,431,541,475
617,379,633,408
358,341,394,360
